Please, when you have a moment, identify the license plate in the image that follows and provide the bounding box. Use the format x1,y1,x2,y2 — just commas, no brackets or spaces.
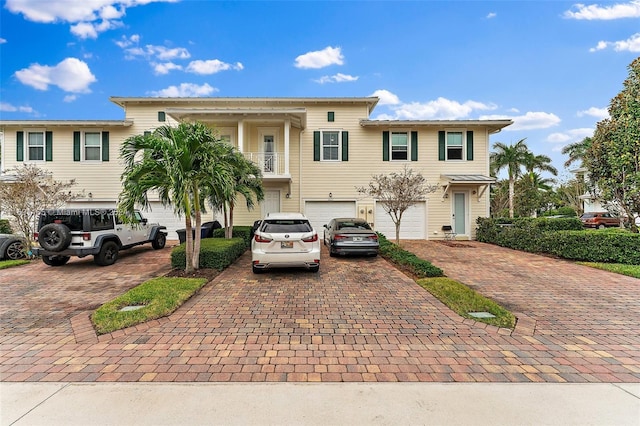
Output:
352,237,363,242
281,241,293,248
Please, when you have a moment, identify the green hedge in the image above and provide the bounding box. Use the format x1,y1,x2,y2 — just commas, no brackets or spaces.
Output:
212,226,253,247
476,217,640,264
378,233,444,277
0,219,12,234
171,237,247,270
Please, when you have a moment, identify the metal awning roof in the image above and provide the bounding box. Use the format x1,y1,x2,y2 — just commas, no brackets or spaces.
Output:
360,119,513,134
0,120,133,127
440,174,495,200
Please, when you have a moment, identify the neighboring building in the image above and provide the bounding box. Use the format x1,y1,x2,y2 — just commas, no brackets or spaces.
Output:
0,97,512,240
571,167,606,213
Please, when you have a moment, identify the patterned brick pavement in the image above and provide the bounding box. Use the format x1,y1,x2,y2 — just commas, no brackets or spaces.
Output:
1,241,639,383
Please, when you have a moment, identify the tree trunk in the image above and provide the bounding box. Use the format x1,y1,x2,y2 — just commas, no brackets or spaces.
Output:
184,212,194,273
508,177,515,219
192,188,202,270
395,221,401,246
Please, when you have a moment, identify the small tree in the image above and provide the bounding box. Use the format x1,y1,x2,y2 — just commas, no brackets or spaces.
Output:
0,164,78,249
356,166,438,245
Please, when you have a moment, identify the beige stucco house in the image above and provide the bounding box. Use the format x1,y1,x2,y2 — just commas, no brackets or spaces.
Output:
0,96,512,240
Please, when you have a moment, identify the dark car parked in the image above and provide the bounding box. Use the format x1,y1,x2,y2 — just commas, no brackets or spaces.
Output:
580,212,621,229
0,234,27,260
323,218,379,257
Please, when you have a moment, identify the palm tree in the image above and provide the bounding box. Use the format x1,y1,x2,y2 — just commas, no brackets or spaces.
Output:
523,152,558,177
119,122,234,272
561,136,592,169
490,139,531,218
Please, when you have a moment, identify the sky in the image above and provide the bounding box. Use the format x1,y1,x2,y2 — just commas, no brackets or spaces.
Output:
1,0,639,181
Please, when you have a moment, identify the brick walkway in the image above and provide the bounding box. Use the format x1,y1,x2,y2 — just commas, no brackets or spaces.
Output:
1,241,639,383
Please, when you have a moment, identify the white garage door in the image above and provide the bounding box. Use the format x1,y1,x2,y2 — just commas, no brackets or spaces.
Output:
304,201,357,233
375,201,426,240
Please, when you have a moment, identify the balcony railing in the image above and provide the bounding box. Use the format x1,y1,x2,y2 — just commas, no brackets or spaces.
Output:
243,152,285,176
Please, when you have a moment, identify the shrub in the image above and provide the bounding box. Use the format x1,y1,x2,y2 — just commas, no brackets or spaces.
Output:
0,219,12,234
171,237,246,270
542,207,578,217
378,233,444,277
213,226,253,247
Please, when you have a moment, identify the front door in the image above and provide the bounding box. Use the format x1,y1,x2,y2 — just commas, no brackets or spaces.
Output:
453,192,467,236
262,190,280,217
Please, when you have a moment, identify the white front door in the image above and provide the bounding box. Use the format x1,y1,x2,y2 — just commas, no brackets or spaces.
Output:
453,192,468,236
262,190,280,217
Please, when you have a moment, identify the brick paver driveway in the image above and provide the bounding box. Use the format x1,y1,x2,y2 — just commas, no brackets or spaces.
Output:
1,241,639,383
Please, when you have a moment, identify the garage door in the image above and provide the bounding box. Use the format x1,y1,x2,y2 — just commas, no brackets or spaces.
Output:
375,201,426,240
304,201,357,233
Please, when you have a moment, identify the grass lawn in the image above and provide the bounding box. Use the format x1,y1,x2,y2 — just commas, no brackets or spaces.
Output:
92,276,208,334
577,262,640,279
416,277,516,329
0,259,30,269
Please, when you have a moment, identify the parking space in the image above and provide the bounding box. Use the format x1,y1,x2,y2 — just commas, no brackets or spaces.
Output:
1,241,639,383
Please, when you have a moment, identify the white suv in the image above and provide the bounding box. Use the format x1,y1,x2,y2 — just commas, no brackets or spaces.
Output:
251,213,320,273
33,208,167,266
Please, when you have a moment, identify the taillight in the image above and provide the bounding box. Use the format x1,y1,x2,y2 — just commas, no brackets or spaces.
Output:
82,233,91,241
334,235,347,240
254,234,272,243
369,234,379,241
33,232,39,240
302,233,318,242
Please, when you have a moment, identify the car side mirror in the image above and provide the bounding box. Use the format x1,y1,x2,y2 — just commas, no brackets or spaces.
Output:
141,218,148,224
323,224,328,229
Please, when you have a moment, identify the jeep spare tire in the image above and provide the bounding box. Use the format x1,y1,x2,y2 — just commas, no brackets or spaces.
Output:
38,223,72,252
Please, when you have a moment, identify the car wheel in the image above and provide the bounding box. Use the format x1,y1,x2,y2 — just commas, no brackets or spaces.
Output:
94,241,119,266
42,255,71,266
38,223,72,252
598,224,606,229
252,265,263,274
5,240,26,260
152,232,167,249
309,265,319,273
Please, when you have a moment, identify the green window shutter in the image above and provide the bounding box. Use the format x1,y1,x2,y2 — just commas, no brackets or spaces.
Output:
158,111,166,122
45,131,53,161
382,131,389,161
102,131,110,162
313,131,320,161
411,131,418,161
466,130,474,161
328,112,335,122
73,131,81,161
16,131,24,162
438,131,446,161
341,131,349,161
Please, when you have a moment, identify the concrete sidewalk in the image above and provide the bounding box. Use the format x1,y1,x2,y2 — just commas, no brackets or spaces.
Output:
3,382,639,425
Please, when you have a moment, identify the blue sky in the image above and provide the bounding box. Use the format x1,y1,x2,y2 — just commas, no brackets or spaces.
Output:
1,0,639,179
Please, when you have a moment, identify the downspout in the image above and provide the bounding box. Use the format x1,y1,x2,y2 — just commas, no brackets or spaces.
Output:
298,129,303,213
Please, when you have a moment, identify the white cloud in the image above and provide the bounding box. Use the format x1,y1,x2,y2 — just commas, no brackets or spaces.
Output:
481,111,561,131
577,107,609,119
0,102,35,113
315,73,359,84
370,89,401,106
589,32,640,52
148,82,218,97
123,43,191,60
379,97,497,120
0,38,6,44
546,128,594,143
564,0,640,19
63,95,77,102
186,60,243,75
5,0,176,38
295,46,344,69
14,57,97,93
486,12,497,19
153,62,182,75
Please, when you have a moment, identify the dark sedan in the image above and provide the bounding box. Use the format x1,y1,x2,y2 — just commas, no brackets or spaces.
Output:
0,234,27,260
323,218,379,257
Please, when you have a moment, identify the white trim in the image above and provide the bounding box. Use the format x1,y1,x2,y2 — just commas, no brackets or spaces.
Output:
445,129,466,162
319,129,342,162
81,128,103,162
452,191,469,236
388,129,411,162
24,128,46,163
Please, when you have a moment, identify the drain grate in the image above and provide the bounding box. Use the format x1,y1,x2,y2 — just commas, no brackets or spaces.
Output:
469,311,496,319
119,305,146,312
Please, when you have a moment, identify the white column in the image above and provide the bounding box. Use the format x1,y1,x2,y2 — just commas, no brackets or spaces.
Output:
237,120,244,153
284,119,290,175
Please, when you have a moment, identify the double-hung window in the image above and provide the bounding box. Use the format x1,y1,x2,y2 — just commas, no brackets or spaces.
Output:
322,131,340,161
27,131,45,161
446,131,464,160
391,132,408,160
84,132,102,161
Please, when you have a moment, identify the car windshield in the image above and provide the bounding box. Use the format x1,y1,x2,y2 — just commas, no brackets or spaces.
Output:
337,221,371,230
261,220,312,233
581,213,596,218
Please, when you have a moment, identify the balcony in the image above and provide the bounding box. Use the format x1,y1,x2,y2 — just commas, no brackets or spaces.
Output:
243,152,290,181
